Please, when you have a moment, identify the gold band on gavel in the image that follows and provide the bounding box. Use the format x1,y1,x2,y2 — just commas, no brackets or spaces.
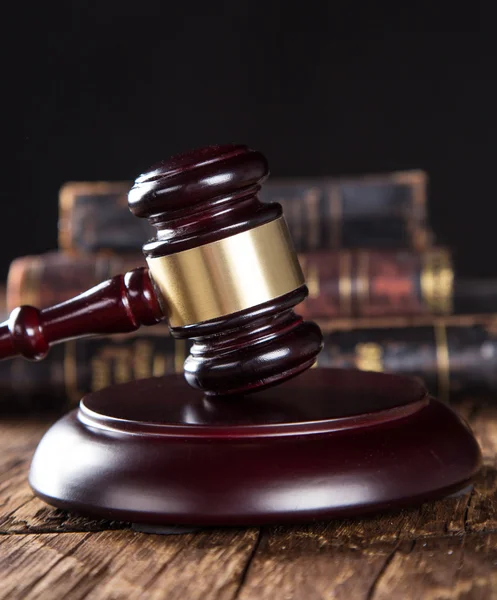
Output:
147,217,305,327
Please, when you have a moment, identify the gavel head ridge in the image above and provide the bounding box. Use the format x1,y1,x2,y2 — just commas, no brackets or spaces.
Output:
128,144,323,396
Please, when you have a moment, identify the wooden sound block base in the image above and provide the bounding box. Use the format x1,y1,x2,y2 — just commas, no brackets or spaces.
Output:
29,369,482,527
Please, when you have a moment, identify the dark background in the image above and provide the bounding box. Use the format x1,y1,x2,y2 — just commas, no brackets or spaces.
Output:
3,3,496,280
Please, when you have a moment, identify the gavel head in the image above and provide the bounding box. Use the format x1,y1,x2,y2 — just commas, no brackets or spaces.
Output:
128,144,323,396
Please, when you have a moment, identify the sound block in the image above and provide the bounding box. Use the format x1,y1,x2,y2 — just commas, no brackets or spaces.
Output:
29,369,481,527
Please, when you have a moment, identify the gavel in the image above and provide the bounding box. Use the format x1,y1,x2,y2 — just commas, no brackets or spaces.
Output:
2,143,480,527
0,144,323,396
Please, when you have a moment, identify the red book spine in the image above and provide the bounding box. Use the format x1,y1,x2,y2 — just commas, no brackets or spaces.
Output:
299,248,453,318
7,249,454,317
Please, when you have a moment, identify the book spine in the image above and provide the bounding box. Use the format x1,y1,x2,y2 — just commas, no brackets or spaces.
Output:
58,171,432,253
3,315,497,412
260,170,431,251
63,331,188,407
0,330,187,413
7,249,454,318
58,181,143,253
299,248,452,318
315,314,497,402
6,252,146,309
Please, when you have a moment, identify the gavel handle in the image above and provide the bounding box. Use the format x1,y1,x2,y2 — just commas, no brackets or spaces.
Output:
0,267,165,361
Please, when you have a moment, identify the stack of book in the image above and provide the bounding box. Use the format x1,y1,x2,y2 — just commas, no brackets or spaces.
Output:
3,170,497,411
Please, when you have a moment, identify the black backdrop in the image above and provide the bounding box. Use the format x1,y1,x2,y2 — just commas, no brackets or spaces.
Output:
3,3,496,280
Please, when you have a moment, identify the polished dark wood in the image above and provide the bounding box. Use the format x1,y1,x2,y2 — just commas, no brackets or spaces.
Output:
0,267,163,361
182,288,323,395
0,144,323,396
130,144,323,394
128,144,279,257
29,369,481,526
1,400,496,597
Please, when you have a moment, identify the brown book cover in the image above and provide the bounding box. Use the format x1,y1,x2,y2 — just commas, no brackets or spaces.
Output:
58,170,432,253
299,247,453,318
7,248,454,318
6,252,146,310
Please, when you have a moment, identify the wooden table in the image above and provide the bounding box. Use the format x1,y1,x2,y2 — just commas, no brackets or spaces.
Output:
1,400,496,599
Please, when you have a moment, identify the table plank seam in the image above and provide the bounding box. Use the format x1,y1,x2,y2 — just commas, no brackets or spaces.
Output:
366,539,406,600
233,528,263,599
462,485,475,533
3,526,497,544
0,496,34,531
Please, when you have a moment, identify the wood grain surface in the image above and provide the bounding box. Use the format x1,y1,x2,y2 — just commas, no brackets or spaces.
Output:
1,401,496,599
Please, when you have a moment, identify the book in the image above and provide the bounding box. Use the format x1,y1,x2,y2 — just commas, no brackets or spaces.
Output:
58,170,432,253
2,314,497,412
315,313,497,402
7,248,451,317
6,252,146,310
0,330,186,413
9,247,497,318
